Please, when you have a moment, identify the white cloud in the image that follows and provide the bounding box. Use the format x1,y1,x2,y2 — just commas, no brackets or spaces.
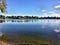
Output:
42,11,60,17
41,13,49,17
48,11,58,16
54,5,60,8
5,14,12,16
48,11,56,14
0,13,12,16
51,13,59,17
41,10,46,12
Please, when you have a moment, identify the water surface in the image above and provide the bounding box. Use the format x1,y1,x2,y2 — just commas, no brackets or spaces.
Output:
0,19,60,45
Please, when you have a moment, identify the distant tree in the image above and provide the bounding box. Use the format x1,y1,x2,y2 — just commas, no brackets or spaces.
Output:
0,0,7,13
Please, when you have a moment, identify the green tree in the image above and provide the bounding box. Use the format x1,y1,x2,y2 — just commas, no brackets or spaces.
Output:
0,0,7,13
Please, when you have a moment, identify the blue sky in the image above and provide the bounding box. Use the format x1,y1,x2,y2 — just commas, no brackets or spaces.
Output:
6,0,60,16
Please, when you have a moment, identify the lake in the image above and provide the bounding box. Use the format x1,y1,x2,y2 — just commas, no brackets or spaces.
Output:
0,19,60,45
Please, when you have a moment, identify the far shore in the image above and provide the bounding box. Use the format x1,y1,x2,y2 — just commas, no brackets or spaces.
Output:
0,15,60,19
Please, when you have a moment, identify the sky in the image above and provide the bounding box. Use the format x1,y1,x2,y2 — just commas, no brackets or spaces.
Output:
3,0,60,16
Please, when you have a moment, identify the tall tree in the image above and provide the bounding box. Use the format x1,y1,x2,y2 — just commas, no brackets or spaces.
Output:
0,0,7,13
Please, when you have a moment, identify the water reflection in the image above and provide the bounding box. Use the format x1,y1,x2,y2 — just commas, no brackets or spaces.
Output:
0,19,38,23
0,19,60,29
0,19,60,45
0,19,5,23
0,19,60,23
54,29,60,32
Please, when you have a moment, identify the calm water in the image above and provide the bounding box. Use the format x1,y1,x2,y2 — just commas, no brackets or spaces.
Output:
1,19,60,45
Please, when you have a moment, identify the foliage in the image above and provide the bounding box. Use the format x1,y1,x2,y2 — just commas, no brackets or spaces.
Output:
0,0,7,13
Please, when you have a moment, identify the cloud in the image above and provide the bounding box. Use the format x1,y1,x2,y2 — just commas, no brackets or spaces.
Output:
54,5,60,8
42,10,60,17
48,11,55,14
41,10,46,12
50,13,60,17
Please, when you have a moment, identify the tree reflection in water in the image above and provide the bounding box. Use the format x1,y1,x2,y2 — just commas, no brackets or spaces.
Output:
0,19,38,23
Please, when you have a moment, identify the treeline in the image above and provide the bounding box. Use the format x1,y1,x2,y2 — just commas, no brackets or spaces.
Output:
0,15,5,19
0,15,42,19
0,15,40,19
0,15,60,19
39,16,60,19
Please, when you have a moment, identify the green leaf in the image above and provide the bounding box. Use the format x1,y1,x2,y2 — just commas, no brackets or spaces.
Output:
0,0,7,13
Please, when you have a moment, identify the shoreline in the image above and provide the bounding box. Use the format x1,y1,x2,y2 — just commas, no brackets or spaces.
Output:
0,41,11,45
